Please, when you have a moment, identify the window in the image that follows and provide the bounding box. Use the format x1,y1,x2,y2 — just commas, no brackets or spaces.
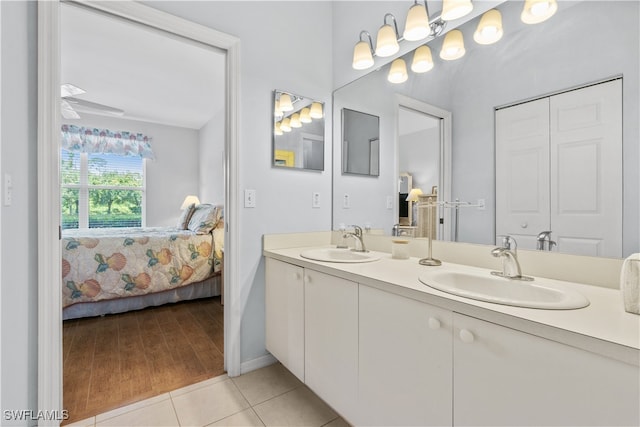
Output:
61,149,145,229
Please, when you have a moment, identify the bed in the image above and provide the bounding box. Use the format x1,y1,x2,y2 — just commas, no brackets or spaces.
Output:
62,203,224,320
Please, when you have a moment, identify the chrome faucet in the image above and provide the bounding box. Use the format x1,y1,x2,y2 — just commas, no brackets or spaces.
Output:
344,225,368,252
536,231,556,251
491,236,532,281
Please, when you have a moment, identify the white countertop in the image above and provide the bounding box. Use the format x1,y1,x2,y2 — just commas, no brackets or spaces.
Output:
264,245,640,366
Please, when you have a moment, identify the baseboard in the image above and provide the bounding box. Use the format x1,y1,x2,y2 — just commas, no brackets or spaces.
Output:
239,353,277,375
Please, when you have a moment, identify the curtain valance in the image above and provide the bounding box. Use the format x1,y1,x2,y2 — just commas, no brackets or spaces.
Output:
61,125,155,160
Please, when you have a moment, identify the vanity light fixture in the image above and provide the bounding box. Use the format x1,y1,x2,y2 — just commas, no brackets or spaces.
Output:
441,0,473,22
280,117,292,132
310,102,324,119
290,113,302,128
375,13,400,57
300,107,312,123
521,0,557,24
274,99,283,119
388,58,409,84
403,0,430,42
274,122,283,136
473,9,503,45
352,31,375,70
440,29,465,60
279,93,293,112
411,45,434,73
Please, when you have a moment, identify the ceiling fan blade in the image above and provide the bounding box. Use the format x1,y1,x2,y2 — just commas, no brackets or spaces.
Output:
61,99,81,119
65,97,125,116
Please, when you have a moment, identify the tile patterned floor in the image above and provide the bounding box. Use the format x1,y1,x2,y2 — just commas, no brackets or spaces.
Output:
65,363,350,427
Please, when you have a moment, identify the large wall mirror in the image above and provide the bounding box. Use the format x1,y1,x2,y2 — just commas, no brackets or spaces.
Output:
273,90,325,171
332,0,639,258
342,108,380,176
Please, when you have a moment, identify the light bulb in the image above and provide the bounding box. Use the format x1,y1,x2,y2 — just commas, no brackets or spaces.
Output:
440,30,465,60
310,102,323,119
473,9,503,45
279,93,293,112
521,0,557,24
441,0,473,21
290,113,302,128
280,117,291,132
411,45,434,73
300,107,312,123
274,122,283,136
376,24,399,57
352,40,374,70
388,58,408,84
403,2,430,42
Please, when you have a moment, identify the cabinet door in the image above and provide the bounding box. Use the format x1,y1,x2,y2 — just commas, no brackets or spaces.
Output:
265,258,305,381
453,313,640,426
358,285,453,426
305,270,358,421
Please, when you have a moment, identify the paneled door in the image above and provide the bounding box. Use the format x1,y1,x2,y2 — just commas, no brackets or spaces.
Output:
495,79,622,257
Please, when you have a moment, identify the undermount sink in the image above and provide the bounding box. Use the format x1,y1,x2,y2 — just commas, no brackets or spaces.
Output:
300,248,381,263
419,271,590,310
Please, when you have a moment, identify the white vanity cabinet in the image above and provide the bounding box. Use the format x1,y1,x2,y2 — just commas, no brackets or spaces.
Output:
304,269,359,421
358,285,453,427
453,313,640,426
265,258,305,381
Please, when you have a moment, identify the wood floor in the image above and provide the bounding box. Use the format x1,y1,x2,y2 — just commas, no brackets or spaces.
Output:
62,296,224,424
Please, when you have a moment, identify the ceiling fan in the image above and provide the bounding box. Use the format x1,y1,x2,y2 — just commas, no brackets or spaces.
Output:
60,83,124,119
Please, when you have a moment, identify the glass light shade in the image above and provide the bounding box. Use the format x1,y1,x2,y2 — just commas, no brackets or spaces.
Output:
279,93,293,112
388,59,408,84
375,24,399,57
411,45,434,73
274,99,282,116
280,117,292,132
403,3,430,42
300,107,312,123
352,40,374,70
310,102,323,119
521,0,558,24
474,9,503,45
274,122,283,136
181,195,200,209
440,30,465,60
290,113,302,128
441,0,473,21
405,188,424,202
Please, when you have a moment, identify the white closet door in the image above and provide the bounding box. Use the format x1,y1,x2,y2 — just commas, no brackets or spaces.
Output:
496,98,550,250
550,79,622,257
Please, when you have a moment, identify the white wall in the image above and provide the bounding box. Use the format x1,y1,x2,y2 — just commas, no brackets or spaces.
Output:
199,111,225,206
62,113,201,227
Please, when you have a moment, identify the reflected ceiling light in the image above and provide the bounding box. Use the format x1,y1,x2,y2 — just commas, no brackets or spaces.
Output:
352,31,375,70
310,102,324,119
388,58,409,84
279,93,293,112
521,0,557,24
440,29,465,60
441,0,473,22
300,107,312,123
473,9,503,45
274,100,283,119
403,1,430,42
280,117,292,132
411,45,434,73
375,13,400,57
274,122,283,136
290,113,302,128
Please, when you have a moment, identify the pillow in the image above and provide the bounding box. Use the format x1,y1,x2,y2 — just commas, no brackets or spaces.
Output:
177,203,196,230
187,204,221,234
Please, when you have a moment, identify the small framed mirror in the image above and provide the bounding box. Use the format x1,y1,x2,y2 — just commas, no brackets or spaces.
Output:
272,90,325,171
341,108,380,176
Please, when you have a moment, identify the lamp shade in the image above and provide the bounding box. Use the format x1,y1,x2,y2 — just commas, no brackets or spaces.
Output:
310,102,323,119
440,30,465,60
521,0,557,24
403,2,430,42
388,58,408,84
279,93,293,112
411,45,434,73
274,122,283,136
474,9,503,45
441,0,473,21
274,100,283,118
375,24,399,57
352,40,374,70
300,107,312,123
280,117,292,132
290,113,302,128
181,195,200,209
405,188,424,202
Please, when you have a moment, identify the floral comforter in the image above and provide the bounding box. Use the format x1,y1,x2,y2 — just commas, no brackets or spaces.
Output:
61,227,219,308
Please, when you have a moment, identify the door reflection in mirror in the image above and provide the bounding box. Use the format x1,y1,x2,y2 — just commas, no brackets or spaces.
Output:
342,108,380,176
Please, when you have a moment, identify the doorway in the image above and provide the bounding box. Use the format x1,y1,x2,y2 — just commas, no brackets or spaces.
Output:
37,1,241,420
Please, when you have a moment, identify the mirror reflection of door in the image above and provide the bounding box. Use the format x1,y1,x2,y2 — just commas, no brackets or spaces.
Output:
398,107,442,237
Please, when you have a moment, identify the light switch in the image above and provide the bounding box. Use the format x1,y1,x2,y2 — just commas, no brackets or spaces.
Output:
244,189,256,208
312,192,320,208
343,193,350,209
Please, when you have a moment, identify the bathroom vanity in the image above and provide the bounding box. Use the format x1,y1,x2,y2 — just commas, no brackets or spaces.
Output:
263,232,640,426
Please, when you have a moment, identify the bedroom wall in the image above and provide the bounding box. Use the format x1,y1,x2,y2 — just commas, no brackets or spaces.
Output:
198,111,225,206
62,113,201,227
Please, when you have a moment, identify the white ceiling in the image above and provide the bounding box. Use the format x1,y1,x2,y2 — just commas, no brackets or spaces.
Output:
61,4,226,130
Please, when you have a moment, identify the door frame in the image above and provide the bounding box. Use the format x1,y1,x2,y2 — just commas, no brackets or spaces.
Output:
37,1,241,420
